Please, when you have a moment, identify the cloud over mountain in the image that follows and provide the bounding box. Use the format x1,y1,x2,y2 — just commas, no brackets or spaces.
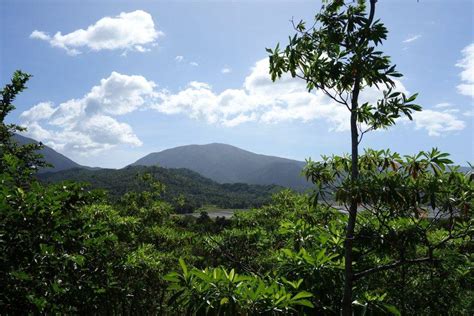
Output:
21,72,155,154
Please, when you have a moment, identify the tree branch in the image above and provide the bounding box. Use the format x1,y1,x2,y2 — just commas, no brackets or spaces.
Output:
353,256,435,281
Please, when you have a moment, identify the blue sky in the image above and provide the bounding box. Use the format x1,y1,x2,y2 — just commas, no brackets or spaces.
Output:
1,0,473,168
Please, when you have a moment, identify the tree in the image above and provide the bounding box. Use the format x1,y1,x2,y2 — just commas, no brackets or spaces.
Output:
267,1,425,314
304,148,473,314
0,70,48,183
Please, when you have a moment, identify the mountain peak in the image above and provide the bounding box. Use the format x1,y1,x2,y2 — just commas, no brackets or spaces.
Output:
132,143,310,190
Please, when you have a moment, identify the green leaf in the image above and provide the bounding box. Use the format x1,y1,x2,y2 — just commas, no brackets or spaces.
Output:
292,291,313,300
294,299,315,308
10,271,31,280
179,258,188,276
163,272,180,283
383,304,401,316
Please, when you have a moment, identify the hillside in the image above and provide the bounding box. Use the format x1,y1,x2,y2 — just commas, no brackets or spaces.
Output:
13,134,82,173
132,143,311,190
37,165,282,213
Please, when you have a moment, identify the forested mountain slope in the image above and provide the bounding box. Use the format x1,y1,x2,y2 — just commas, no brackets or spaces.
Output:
38,165,282,212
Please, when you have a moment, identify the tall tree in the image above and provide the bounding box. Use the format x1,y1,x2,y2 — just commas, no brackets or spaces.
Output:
267,0,421,314
0,71,47,183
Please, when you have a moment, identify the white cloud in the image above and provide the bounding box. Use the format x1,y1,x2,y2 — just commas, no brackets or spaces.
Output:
30,10,163,55
434,102,453,109
456,43,474,98
442,109,460,114
20,102,55,121
30,30,50,41
21,72,154,155
174,56,200,67
403,34,421,43
151,58,465,136
150,58,382,132
85,71,156,115
221,67,232,74
80,115,141,147
463,110,473,117
411,110,465,136
22,59,466,156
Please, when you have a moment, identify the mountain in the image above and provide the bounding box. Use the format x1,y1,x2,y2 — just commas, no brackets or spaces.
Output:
132,143,311,190
38,165,281,213
12,134,82,173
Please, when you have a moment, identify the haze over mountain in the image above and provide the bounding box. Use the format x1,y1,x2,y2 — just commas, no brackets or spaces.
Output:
132,143,312,190
13,134,82,173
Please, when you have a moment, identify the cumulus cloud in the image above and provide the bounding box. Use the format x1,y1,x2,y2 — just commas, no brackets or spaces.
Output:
30,10,163,55
403,34,421,43
20,102,56,121
456,43,474,97
175,55,184,62
189,61,199,67
22,59,467,156
21,72,155,155
399,102,467,136
30,30,50,41
150,58,465,136
411,110,465,136
150,58,375,131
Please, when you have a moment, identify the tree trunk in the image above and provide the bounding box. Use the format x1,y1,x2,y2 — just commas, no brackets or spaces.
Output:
342,80,360,316
341,1,377,315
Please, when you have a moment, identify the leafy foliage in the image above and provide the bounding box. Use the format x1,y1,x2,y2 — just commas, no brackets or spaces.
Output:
165,259,314,315
0,71,48,183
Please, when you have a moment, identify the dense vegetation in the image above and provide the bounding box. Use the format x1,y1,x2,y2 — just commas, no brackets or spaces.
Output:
1,1,473,314
2,72,473,315
37,166,281,213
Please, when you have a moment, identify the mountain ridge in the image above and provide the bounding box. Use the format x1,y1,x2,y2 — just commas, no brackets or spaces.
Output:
14,134,311,190
13,134,82,173
12,135,470,191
